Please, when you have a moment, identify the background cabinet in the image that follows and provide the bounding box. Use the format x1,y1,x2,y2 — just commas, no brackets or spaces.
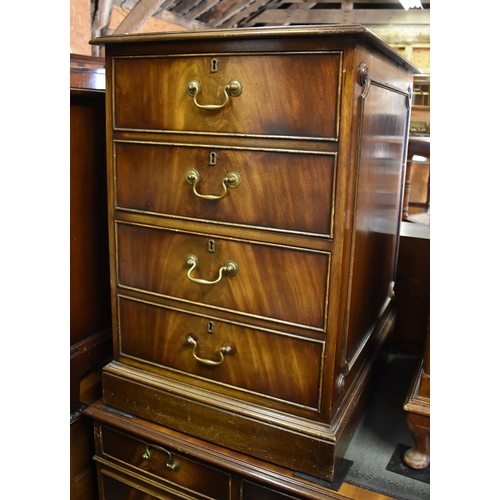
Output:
70,54,113,500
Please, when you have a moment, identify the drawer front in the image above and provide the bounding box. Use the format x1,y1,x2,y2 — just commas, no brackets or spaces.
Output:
100,425,230,499
113,53,340,139
118,296,324,409
99,468,189,499
116,222,330,330
115,142,336,236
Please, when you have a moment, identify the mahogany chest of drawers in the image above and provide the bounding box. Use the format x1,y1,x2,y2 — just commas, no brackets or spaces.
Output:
89,24,418,489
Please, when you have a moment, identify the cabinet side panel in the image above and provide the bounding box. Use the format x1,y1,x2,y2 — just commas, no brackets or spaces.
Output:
345,83,409,365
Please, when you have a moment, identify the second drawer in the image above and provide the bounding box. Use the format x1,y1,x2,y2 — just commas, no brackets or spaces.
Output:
114,141,336,237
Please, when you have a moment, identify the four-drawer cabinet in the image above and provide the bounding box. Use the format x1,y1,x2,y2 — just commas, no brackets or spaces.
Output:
88,24,418,493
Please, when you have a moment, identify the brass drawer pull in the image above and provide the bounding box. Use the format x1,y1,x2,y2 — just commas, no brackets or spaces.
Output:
185,254,238,285
186,79,242,110
142,443,181,472
186,334,234,366
186,168,241,200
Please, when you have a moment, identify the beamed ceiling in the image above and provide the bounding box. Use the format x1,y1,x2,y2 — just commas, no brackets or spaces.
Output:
91,0,430,46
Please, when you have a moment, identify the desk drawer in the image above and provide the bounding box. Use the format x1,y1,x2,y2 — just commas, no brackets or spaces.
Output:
115,142,335,236
116,222,329,330
100,470,184,499
118,296,324,409
113,53,340,139
100,425,230,499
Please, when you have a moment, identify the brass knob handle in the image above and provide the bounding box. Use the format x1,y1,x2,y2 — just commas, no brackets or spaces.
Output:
186,334,234,366
142,444,180,471
185,169,241,200
185,254,238,285
186,79,242,110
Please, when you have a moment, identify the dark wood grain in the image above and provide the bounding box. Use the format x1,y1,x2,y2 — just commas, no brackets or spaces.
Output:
70,91,111,346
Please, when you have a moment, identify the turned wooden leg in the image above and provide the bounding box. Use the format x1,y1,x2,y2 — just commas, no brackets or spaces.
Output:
403,412,430,469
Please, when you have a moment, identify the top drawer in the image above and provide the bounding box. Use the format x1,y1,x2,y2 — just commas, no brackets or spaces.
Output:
112,53,341,140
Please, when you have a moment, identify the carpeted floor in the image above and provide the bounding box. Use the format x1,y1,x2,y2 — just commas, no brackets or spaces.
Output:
294,351,430,499
341,351,430,500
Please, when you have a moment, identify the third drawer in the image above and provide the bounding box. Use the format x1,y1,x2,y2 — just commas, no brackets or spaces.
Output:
116,221,330,331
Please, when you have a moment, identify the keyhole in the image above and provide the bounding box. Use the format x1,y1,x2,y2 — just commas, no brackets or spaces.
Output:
211,59,218,73
207,321,215,334
208,239,216,253
209,152,217,165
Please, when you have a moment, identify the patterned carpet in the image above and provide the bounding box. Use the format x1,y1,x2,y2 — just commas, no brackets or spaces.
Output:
342,351,430,500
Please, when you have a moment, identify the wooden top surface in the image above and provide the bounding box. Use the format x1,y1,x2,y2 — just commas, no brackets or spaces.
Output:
90,24,420,74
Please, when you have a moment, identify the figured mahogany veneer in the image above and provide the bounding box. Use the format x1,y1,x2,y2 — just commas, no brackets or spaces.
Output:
116,222,329,329
89,24,419,485
114,142,336,236
117,296,324,408
112,53,341,138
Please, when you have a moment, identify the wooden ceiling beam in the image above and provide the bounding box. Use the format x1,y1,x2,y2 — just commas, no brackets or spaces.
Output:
218,0,278,28
170,0,204,16
196,0,251,25
157,8,209,28
249,7,429,26
180,0,221,20
203,0,264,27
112,0,168,34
